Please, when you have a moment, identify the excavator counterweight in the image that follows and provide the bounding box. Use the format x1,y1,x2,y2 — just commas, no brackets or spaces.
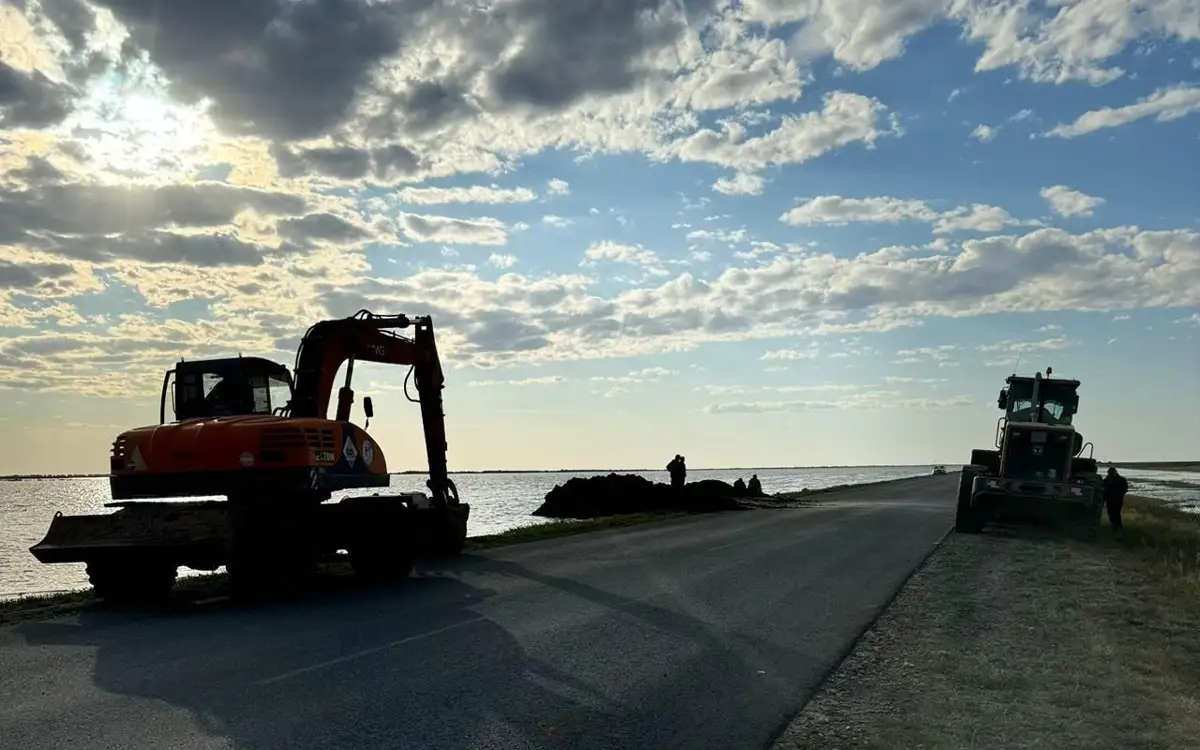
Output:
29,311,469,604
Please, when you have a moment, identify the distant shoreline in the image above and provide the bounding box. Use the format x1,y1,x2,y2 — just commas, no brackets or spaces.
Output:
1,460,1195,482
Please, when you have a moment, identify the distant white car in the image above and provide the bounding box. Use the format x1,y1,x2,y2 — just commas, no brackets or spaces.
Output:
932,465,948,475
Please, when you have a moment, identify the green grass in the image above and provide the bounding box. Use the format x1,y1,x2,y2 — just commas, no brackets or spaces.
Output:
775,493,1200,750
466,512,686,549
1106,494,1200,602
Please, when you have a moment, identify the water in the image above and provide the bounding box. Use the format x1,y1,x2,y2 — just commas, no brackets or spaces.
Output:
2,465,1195,599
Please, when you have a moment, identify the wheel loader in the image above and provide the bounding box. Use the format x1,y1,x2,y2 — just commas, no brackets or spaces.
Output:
955,367,1104,537
29,311,470,602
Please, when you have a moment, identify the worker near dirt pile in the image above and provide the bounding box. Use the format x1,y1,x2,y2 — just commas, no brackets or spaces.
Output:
667,455,686,489
1103,466,1129,531
748,474,762,496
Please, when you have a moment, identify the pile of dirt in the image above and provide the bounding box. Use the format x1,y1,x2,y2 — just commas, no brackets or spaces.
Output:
532,473,750,519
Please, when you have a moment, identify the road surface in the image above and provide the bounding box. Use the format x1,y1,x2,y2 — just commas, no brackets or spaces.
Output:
0,474,957,750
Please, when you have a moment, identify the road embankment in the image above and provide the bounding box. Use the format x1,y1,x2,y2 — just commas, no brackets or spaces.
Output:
773,494,1200,750
0,472,931,625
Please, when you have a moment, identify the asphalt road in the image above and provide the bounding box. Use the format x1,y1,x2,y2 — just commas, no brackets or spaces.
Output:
0,474,957,750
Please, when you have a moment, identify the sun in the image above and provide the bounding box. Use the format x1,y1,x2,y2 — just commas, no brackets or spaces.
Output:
68,57,217,179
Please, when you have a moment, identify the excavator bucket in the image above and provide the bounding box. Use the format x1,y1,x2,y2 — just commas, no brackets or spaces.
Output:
29,502,230,565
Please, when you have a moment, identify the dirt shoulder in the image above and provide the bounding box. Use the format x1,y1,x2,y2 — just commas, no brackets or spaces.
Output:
773,496,1200,750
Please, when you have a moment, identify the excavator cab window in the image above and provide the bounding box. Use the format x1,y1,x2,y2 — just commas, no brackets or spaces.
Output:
170,358,295,422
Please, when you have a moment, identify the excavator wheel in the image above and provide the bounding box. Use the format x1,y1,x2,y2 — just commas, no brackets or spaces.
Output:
226,500,320,601
86,556,178,605
348,519,416,583
954,469,983,534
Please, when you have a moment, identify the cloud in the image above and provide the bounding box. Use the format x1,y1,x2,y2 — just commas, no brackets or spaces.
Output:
761,346,819,361
590,367,674,384
704,392,975,414
1040,186,1106,217
712,172,765,196
547,179,570,195
392,185,538,205
543,214,573,228
581,241,668,276
1046,84,1200,138
468,375,565,386
671,91,901,171
780,195,1034,234
956,0,1200,86
399,213,508,245
970,124,997,142
488,253,518,269
0,61,76,128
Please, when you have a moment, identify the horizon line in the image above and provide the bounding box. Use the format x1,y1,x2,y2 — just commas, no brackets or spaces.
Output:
1,459,1188,482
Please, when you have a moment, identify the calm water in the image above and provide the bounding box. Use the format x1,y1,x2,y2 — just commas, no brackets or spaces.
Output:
2,465,1195,599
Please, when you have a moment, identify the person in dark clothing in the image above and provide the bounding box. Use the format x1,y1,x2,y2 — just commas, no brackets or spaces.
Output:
747,474,762,497
1103,466,1129,530
667,454,687,489
733,477,746,494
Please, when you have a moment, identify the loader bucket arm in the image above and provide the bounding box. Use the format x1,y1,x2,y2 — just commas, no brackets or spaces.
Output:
289,310,454,507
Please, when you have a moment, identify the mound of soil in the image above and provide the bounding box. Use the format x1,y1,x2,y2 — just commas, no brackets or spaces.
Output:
532,473,751,519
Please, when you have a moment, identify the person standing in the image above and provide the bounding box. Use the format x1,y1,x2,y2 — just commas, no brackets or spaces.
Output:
667,454,687,489
1103,466,1129,530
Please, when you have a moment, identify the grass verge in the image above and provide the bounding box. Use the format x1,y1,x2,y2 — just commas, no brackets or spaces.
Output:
773,493,1200,750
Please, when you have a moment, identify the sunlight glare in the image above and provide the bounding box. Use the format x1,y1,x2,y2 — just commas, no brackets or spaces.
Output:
69,57,217,179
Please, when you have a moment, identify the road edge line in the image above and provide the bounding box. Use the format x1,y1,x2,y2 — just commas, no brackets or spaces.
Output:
761,521,956,750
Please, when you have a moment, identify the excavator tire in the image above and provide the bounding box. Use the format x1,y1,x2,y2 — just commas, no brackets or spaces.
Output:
954,468,983,534
86,556,178,605
226,501,319,601
347,512,416,583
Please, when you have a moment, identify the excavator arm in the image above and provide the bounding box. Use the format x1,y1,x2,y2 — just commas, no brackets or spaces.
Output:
289,310,455,507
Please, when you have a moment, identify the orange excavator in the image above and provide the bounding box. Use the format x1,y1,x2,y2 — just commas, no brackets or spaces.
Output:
30,310,469,602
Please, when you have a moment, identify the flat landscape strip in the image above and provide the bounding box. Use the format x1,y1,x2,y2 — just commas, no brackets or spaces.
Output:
0,475,921,624
773,495,1200,750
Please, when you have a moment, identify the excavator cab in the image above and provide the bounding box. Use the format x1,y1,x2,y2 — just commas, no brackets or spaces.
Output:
163,356,295,424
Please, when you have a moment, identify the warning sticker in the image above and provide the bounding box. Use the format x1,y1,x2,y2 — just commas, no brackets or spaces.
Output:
342,436,358,465
362,440,374,467
130,446,147,471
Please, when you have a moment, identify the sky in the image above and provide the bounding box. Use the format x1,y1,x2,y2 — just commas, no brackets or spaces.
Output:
0,0,1198,476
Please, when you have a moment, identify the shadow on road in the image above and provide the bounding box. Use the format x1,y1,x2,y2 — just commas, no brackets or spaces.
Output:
12,552,821,749
13,572,621,749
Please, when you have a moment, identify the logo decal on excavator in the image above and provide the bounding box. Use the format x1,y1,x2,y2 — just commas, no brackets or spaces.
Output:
342,435,358,465
362,440,374,467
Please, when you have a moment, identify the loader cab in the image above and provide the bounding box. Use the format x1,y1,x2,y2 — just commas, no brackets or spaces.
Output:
998,374,1080,426
162,356,296,423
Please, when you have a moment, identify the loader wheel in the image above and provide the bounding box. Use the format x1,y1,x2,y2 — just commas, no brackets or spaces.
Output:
954,472,983,534
87,558,178,605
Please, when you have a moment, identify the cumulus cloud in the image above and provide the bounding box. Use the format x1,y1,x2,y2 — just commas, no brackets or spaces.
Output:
671,91,901,171
399,214,508,245
780,195,1034,234
712,172,765,196
704,392,975,414
392,185,538,205
488,253,518,269
1046,84,1200,138
1040,185,1105,217
2,0,1199,400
